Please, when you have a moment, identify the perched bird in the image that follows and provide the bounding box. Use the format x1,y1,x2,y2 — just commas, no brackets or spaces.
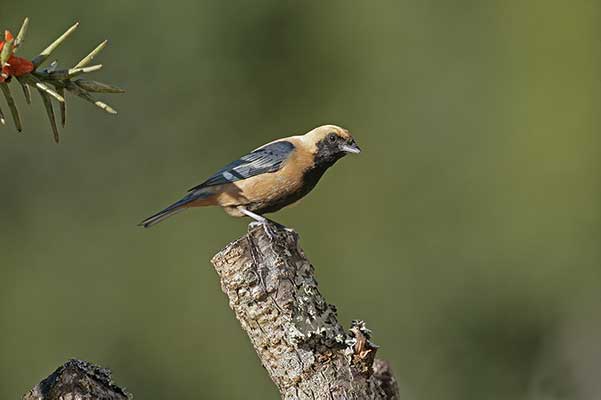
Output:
139,124,360,228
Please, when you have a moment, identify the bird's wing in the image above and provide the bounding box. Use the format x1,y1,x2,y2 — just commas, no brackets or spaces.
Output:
188,140,295,191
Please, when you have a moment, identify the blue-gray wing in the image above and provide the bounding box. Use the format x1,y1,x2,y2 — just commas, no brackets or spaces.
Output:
189,140,295,191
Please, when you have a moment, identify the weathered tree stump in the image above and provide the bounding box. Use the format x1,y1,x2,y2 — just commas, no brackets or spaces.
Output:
211,224,400,399
22,359,129,400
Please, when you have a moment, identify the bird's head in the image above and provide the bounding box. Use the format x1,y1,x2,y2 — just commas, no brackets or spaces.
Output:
303,124,361,167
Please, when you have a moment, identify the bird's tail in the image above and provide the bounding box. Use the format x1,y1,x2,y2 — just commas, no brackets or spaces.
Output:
138,191,209,228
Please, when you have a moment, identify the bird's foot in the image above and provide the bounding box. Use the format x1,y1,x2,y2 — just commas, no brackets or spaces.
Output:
239,207,295,238
249,220,278,240
263,218,298,237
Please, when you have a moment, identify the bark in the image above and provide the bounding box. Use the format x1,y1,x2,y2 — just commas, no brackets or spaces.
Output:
211,224,400,400
22,359,130,400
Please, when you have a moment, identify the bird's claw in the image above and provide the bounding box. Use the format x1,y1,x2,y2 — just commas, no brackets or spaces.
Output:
249,220,283,240
249,220,274,240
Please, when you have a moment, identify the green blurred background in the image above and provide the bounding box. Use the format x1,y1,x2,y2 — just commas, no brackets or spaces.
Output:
1,1,599,399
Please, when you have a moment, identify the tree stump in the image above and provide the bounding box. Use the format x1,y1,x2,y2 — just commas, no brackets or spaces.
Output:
22,359,129,400
211,224,400,400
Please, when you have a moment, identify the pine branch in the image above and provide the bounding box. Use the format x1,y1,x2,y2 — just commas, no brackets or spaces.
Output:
1,17,124,143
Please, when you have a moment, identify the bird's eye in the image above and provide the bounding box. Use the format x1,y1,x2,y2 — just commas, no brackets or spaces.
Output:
328,133,337,143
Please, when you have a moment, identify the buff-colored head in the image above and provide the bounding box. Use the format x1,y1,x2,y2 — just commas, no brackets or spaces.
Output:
301,124,361,156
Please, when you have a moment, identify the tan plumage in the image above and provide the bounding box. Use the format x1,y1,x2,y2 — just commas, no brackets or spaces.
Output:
139,124,360,227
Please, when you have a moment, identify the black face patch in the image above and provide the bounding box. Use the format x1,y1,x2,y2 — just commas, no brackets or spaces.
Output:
314,135,347,168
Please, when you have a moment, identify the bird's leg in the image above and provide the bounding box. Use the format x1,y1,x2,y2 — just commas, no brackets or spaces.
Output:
238,207,296,236
238,207,267,223
238,207,278,239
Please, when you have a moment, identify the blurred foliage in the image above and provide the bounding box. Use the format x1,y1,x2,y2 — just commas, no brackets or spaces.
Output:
1,1,599,399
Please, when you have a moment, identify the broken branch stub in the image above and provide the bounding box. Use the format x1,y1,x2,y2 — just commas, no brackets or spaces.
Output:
22,359,130,400
211,224,400,400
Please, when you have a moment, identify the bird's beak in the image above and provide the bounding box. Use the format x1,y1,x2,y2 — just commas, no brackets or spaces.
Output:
340,142,361,154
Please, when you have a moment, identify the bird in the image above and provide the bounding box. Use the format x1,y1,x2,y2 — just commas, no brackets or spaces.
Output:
139,124,361,228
